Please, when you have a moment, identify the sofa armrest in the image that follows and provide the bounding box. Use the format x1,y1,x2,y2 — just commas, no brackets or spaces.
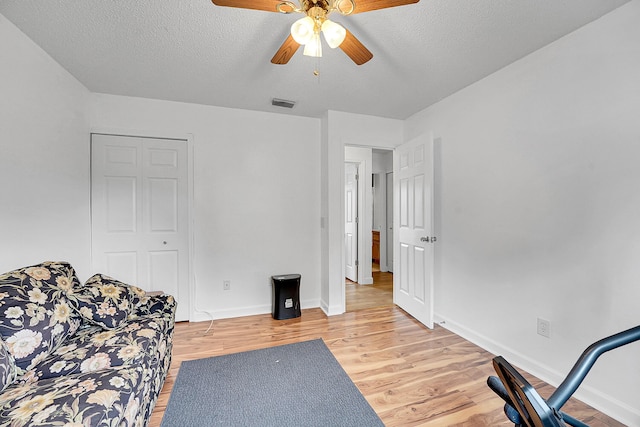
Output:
134,293,177,320
145,290,164,297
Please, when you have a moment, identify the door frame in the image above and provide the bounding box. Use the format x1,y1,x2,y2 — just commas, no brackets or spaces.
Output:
344,147,373,286
385,171,394,273
90,127,195,321
344,162,359,282
337,137,437,327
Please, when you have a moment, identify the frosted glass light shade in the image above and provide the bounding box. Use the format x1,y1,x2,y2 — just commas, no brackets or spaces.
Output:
321,19,346,49
291,16,315,45
303,33,322,57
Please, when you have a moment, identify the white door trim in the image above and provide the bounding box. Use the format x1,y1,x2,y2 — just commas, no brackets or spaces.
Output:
90,127,195,321
385,171,394,273
344,162,359,282
355,158,371,285
345,147,373,286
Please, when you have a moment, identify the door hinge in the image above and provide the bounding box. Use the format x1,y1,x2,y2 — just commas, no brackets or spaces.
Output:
355,260,359,266
355,174,359,181
355,216,359,223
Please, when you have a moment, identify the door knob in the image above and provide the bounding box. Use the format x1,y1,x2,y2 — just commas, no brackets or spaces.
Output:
420,237,429,242
163,241,167,245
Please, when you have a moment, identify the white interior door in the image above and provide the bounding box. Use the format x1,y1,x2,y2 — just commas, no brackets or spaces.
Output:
345,162,358,282
91,134,190,321
386,172,394,273
394,135,434,328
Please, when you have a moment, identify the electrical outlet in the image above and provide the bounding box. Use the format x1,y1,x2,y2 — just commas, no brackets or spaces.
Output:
223,280,231,291
537,318,550,338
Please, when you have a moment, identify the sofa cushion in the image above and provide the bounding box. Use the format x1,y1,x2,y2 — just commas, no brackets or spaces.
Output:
0,337,18,392
0,364,148,426
18,300,174,383
70,274,146,330
0,261,82,371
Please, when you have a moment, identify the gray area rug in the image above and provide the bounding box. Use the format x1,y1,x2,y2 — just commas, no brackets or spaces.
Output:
160,339,384,426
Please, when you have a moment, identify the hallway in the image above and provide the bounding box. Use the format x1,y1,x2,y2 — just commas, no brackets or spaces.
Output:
345,264,393,311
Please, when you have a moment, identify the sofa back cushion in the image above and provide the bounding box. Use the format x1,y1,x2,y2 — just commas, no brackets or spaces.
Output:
69,274,146,330
0,261,82,370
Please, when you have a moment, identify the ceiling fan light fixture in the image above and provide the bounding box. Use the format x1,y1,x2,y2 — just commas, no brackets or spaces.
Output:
321,19,346,49
291,16,315,44
303,33,322,57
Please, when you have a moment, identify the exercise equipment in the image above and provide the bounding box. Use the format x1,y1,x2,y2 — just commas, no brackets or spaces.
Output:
487,324,640,427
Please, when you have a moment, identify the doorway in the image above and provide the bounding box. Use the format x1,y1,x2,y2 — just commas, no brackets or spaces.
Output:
345,147,394,312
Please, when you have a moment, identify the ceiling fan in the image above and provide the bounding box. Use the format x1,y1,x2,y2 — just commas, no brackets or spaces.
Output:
210,0,419,65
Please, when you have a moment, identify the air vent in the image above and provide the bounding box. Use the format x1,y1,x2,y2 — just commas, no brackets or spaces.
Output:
271,98,296,109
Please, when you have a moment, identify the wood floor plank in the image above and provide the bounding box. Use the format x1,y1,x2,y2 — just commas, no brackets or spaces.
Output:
148,305,623,427
345,265,394,312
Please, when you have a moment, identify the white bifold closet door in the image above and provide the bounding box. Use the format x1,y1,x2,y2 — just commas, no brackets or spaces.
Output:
91,133,190,321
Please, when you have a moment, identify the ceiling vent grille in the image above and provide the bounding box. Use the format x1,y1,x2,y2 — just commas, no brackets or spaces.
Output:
271,98,296,109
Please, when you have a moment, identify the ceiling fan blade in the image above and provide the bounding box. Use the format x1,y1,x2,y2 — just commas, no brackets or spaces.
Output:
271,34,301,64
339,29,373,65
211,0,285,13
343,0,419,14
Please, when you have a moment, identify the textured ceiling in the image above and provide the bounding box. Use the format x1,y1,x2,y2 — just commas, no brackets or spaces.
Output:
0,0,629,119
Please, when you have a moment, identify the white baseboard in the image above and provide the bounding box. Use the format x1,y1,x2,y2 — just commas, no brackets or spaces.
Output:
360,276,374,285
191,298,320,322
434,313,640,427
320,300,345,316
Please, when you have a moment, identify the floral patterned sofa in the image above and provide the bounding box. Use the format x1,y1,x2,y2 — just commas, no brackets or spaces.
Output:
0,261,176,427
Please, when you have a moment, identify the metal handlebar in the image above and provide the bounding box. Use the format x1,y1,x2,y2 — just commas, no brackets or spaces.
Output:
489,324,640,426
547,324,640,409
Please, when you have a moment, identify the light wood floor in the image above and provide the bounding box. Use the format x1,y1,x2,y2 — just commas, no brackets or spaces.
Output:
346,264,394,311
149,306,623,426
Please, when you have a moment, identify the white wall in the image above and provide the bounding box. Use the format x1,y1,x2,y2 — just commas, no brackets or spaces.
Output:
0,14,91,278
90,94,322,320
405,1,640,424
372,150,393,174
